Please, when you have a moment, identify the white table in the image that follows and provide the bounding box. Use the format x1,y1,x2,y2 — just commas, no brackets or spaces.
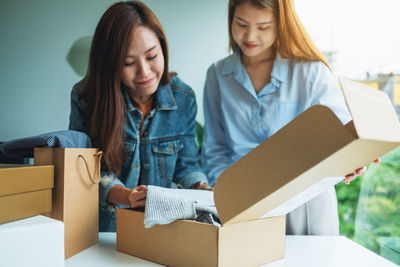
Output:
66,233,397,267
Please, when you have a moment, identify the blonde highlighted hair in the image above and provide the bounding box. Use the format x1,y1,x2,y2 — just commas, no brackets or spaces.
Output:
228,0,329,67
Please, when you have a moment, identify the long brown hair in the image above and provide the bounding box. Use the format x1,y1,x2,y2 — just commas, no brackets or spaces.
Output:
80,1,171,176
228,0,329,67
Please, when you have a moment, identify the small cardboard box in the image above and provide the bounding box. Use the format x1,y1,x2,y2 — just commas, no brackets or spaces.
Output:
117,210,285,267
0,164,54,224
116,78,400,267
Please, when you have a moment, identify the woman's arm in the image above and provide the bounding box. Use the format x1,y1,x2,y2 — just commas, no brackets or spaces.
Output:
201,65,233,187
172,87,209,189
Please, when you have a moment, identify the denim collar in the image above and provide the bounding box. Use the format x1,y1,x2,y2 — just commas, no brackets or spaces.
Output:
220,49,289,89
154,82,177,111
122,82,177,113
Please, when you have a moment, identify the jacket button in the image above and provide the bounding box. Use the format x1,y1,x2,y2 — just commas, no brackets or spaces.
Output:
133,164,139,168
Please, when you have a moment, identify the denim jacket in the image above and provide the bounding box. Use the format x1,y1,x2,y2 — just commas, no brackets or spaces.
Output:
69,76,207,232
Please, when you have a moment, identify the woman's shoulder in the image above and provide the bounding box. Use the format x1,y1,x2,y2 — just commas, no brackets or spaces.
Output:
165,76,197,112
284,58,339,96
285,56,321,69
207,53,237,75
168,75,196,98
286,58,331,82
71,78,87,98
70,78,88,109
291,58,328,73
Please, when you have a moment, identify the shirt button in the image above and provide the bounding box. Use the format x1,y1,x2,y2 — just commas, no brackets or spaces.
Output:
144,163,149,169
133,164,139,168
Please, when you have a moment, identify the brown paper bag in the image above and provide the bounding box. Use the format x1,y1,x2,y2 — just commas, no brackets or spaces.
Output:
34,147,102,259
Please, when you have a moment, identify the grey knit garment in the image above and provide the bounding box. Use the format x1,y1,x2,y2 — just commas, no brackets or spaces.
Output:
144,185,221,228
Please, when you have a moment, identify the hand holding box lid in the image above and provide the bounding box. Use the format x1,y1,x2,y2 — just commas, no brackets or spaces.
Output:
214,78,400,226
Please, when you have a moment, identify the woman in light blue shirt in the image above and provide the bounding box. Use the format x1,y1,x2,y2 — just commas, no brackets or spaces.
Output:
202,0,363,235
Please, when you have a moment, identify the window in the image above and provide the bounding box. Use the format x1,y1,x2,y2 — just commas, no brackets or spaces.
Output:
295,0,400,264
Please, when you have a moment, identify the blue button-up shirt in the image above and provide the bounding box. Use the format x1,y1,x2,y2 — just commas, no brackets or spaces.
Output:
69,76,207,232
201,51,352,186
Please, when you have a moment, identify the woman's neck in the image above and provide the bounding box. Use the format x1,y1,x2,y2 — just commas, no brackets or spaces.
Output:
241,47,276,67
128,90,154,105
130,94,154,106
240,47,276,93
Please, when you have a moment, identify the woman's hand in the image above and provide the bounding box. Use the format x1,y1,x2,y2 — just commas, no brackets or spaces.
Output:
343,158,381,184
127,185,147,208
107,185,147,208
191,182,213,191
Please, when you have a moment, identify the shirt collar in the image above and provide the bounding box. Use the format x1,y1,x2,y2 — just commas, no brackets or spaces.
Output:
122,82,177,113
220,49,290,86
220,49,241,76
154,82,177,111
270,53,289,85
121,85,136,112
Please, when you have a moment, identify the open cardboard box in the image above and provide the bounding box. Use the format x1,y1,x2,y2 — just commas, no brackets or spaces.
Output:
116,78,400,267
0,164,54,224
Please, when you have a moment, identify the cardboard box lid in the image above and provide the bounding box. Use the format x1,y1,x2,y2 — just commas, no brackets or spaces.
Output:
0,165,54,197
214,78,400,226
340,77,400,142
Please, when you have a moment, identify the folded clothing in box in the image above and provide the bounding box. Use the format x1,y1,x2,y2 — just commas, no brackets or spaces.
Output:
144,185,220,228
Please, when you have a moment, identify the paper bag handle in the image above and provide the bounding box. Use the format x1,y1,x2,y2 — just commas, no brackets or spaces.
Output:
78,151,103,184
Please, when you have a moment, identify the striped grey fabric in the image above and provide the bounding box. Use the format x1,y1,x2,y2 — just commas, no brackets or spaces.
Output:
144,185,220,228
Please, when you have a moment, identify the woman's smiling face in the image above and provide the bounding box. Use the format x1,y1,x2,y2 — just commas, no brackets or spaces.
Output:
232,2,278,59
121,26,165,104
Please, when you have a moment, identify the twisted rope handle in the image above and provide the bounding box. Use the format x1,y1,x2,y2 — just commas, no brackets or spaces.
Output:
78,151,103,184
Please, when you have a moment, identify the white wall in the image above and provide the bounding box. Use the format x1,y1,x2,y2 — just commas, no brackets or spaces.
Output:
295,0,400,78
0,0,228,141
0,0,114,140
144,0,229,125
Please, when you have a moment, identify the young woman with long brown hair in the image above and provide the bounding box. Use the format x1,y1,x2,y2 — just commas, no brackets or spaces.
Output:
201,0,367,235
69,1,211,232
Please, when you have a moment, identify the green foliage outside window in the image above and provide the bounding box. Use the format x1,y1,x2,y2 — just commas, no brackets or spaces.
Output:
336,172,363,239
336,146,400,262
195,121,203,150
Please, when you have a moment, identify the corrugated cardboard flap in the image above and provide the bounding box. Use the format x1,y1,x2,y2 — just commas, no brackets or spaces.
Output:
340,77,400,142
214,105,354,225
